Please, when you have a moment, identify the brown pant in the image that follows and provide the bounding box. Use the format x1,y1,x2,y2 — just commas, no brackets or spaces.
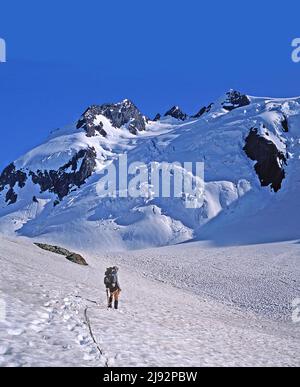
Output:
110,288,121,301
108,288,121,308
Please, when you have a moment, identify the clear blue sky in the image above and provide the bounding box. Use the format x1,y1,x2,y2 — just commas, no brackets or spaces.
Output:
1,0,300,169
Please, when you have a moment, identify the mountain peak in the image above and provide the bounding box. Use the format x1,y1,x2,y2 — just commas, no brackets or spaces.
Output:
153,113,161,121
164,106,187,121
120,98,134,106
77,99,146,136
192,103,214,118
221,89,251,111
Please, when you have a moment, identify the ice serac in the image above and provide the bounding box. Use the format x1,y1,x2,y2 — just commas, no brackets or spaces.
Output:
164,106,187,121
243,128,287,192
77,99,146,136
222,90,250,111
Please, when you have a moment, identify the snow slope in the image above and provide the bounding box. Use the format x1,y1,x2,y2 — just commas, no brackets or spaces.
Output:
0,234,299,367
1,92,300,250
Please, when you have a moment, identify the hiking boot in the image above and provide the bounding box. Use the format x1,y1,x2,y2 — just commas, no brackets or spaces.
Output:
114,300,119,310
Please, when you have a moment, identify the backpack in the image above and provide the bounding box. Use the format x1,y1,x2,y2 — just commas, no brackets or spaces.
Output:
104,267,116,288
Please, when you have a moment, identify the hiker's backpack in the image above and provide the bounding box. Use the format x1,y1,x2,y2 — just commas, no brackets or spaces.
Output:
104,267,116,288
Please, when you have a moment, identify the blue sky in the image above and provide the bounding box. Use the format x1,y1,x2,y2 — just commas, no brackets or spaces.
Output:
0,0,300,169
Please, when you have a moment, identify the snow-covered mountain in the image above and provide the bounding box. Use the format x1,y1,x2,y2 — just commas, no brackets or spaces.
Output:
1,90,300,251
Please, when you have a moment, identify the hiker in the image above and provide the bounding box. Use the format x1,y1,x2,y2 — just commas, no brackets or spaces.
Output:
104,266,121,309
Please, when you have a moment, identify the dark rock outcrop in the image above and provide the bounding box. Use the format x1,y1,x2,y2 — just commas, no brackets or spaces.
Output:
244,128,287,192
77,99,146,136
29,147,97,201
77,108,107,137
0,163,27,205
34,243,88,266
222,90,250,111
6,187,17,205
153,113,161,121
281,114,289,132
66,253,88,266
192,103,214,118
34,243,71,256
0,147,96,206
164,106,187,121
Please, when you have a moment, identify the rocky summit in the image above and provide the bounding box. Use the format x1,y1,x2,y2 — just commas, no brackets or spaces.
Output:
77,99,147,136
164,106,187,120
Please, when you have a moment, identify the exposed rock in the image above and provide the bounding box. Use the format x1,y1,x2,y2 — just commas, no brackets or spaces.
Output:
6,187,17,205
0,163,27,191
164,106,187,121
34,243,88,266
244,128,287,192
83,120,107,138
222,90,250,111
281,114,289,132
153,113,161,121
192,103,214,118
0,148,97,206
77,99,146,136
29,147,97,201
34,243,71,256
66,253,88,266
0,163,27,204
